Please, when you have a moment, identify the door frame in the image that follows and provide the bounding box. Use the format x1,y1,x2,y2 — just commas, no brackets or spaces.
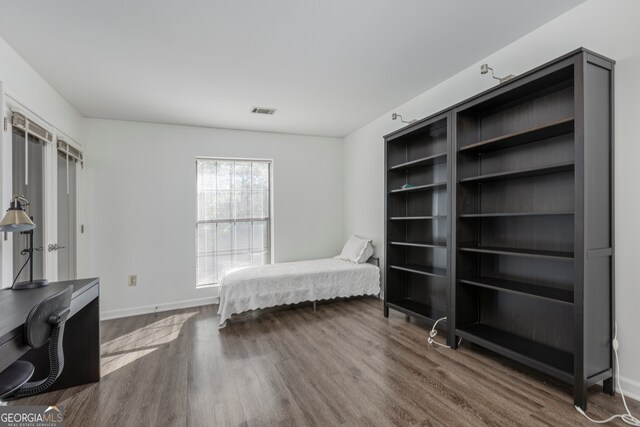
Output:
0,90,84,287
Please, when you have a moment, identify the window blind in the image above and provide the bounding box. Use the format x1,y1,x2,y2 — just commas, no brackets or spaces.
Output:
196,159,271,286
11,112,53,143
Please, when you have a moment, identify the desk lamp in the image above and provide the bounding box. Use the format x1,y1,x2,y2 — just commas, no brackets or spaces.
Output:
0,196,48,290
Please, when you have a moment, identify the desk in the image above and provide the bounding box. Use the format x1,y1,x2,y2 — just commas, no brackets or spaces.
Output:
0,278,100,393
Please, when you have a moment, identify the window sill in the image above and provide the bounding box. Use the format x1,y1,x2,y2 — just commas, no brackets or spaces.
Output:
196,283,220,290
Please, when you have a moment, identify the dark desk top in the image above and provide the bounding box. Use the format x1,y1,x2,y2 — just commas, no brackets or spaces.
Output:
0,278,99,346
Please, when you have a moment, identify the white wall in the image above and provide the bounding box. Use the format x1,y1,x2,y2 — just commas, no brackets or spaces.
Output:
343,0,640,399
0,36,82,141
83,119,344,318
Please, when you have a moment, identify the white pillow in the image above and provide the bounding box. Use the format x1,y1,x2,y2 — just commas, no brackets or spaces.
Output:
335,236,373,264
359,241,374,264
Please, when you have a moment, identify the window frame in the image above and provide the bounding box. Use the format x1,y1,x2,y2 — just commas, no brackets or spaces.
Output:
195,156,273,288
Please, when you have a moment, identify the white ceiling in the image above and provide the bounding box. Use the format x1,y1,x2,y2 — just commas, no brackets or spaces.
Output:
0,0,584,137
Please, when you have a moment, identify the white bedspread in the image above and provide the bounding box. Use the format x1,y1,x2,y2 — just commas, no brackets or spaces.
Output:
217,258,380,326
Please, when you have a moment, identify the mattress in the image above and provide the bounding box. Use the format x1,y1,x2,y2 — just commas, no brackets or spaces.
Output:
217,258,380,326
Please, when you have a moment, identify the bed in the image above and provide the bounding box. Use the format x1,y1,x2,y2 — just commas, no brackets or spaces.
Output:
217,257,380,327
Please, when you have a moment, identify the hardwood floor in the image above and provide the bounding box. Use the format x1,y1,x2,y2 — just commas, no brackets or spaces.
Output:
9,297,638,426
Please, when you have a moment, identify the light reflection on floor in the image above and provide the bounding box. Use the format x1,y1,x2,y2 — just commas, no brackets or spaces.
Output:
100,311,198,376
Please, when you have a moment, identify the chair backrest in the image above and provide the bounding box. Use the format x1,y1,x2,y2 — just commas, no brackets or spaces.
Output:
23,286,72,349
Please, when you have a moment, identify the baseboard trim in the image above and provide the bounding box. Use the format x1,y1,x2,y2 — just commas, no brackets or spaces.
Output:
100,296,220,321
619,375,640,403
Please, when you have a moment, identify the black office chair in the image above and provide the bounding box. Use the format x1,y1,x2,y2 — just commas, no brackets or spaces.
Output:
0,286,72,400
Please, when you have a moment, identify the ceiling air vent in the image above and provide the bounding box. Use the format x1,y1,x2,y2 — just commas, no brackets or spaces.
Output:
251,106,277,115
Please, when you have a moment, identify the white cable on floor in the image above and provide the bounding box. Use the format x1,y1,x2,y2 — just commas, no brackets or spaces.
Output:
575,323,640,426
427,317,461,348
428,317,450,348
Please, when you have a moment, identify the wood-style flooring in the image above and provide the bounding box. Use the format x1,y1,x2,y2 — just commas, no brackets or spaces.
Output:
9,297,639,426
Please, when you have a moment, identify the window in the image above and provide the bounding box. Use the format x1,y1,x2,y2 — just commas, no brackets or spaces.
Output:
196,158,271,286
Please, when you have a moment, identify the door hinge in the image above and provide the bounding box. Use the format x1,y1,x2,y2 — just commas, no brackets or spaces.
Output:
3,117,7,131
81,224,85,234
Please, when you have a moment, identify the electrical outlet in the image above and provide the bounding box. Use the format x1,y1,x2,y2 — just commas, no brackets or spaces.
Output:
128,275,137,286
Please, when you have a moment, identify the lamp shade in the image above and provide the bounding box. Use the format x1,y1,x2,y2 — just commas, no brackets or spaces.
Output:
0,204,36,232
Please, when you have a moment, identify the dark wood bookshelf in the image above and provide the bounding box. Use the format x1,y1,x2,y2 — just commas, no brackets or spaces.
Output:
458,162,574,183
382,49,613,410
389,215,447,220
384,113,451,330
389,182,447,193
452,49,614,410
389,264,447,279
389,152,447,170
456,323,574,383
459,212,573,218
457,117,574,153
458,245,574,261
390,241,446,249
386,300,446,325
459,276,574,304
